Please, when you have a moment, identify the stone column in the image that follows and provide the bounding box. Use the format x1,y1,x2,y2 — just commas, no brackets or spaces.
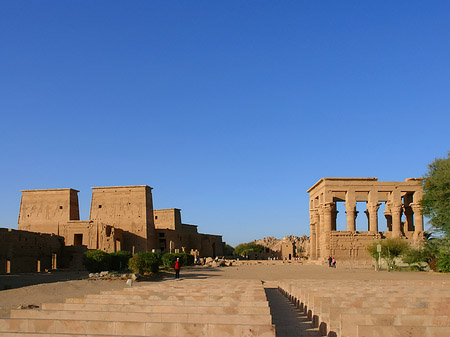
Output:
384,202,392,231
320,203,334,260
367,202,381,233
317,208,323,259
391,203,403,237
323,202,334,232
332,203,338,231
403,205,414,231
410,203,424,232
345,202,357,232
309,222,316,259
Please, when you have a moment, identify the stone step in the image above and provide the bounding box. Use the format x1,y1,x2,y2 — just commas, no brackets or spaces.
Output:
41,302,271,315
65,297,269,307
341,313,450,337
10,309,272,325
0,319,275,337
83,293,267,301
319,304,450,336
356,324,450,337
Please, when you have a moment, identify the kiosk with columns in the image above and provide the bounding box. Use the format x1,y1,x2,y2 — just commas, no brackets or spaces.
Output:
307,178,424,262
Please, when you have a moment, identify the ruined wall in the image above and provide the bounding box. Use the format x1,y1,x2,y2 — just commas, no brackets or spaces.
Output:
18,189,79,235
0,228,64,274
89,186,155,252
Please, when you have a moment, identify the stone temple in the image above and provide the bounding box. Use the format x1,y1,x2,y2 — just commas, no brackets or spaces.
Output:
308,177,424,262
17,185,224,256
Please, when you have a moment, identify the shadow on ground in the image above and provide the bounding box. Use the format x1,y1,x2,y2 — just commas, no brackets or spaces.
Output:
264,287,321,337
0,270,89,291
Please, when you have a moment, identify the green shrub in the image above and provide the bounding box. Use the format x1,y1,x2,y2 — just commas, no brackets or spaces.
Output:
162,253,194,269
83,250,111,273
367,238,409,271
128,252,162,274
436,253,450,273
110,251,132,271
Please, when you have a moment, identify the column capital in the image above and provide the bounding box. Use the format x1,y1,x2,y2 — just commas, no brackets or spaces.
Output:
322,202,335,212
367,202,381,213
410,202,423,214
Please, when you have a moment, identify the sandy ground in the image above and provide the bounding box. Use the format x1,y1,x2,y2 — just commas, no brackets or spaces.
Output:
1,261,450,318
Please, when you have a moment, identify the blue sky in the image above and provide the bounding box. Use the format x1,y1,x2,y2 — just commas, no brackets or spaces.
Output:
1,1,449,246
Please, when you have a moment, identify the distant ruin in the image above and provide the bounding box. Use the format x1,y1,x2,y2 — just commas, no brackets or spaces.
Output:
307,177,424,262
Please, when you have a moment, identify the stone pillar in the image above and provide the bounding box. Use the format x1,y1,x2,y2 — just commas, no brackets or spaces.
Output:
345,202,357,232
403,194,414,231
403,205,414,231
332,203,338,231
367,202,381,233
323,202,334,232
410,203,424,232
309,223,316,259
320,203,334,260
391,203,403,237
317,208,323,259
384,202,392,231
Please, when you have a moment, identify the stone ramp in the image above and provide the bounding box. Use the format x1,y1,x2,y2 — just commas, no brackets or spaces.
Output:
278,279,450,337
0,279,275,337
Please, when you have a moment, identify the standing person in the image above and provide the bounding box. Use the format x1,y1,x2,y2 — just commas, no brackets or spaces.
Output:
174,257,180,279
328,256,332,267
331,257,336,268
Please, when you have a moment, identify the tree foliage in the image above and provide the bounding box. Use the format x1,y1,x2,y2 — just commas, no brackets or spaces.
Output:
83,250,112,273
128,252,162,274
421,152,450,236
161,253,194,269
233,243,266,257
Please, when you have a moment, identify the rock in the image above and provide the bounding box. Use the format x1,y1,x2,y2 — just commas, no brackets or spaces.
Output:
99,271,109,277
125,279,133,287
205,257,213,264
131,273,138,281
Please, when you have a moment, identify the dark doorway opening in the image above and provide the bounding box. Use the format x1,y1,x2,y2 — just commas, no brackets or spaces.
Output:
74,234,83,246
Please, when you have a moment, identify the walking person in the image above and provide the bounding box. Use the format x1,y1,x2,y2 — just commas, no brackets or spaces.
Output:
174,257,181,279
328,256,332,267
331,256,336,268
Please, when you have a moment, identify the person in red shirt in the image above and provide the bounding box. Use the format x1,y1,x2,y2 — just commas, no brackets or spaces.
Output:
174,258,180,279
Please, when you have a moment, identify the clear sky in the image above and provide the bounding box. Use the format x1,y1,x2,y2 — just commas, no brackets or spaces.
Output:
1,1,449,247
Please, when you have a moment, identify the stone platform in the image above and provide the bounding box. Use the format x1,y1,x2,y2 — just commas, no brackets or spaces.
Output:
278,279,450,337
0,279,275,336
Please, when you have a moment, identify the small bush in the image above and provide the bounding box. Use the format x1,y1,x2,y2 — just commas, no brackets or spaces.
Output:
162,253,194,269
110,251,132,271
436,253,450,273
83,250,111,273
128,252,162,274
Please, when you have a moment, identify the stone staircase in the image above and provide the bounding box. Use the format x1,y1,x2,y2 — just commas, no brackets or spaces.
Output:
278,279,450,337
0,279,275,336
